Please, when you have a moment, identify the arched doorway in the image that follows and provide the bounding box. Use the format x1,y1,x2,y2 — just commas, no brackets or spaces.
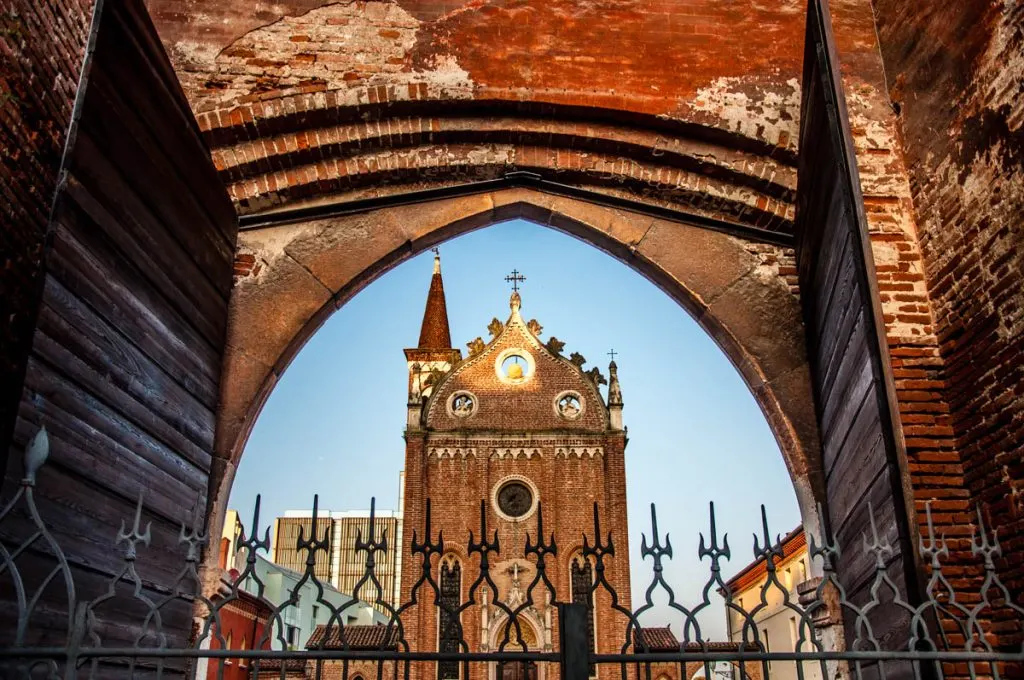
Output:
210,192,824,558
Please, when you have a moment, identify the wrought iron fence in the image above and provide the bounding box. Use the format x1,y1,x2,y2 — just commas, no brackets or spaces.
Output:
2,428,1023,679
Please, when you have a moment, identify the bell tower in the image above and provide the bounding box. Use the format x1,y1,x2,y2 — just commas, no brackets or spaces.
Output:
405,249,461,429
400,264,630,680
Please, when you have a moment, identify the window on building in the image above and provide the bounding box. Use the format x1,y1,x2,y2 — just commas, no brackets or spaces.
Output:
312,605,320,623
789,616,798,649
284,605,300,650
570,554,596,678
762,629,771,671
438,557,462,680
783,567,792,591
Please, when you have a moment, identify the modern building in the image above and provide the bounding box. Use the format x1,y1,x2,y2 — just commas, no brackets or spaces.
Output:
197,511,388,678
722,527,821,680
218,511,387,642
270,490,405,613
399,253,631,680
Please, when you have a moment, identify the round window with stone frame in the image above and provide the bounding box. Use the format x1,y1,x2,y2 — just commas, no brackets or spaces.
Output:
495,348,535,385
492,476,539,522
555,391,585,420
447,391,478,419
496,481,533,519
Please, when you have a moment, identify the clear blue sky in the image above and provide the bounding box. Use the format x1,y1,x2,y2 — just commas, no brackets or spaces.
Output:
229,219,801,639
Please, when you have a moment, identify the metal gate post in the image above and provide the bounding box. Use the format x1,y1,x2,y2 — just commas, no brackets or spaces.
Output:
559,603,590,680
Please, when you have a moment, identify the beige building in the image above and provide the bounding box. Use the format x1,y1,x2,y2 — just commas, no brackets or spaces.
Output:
270,474,405,612
723,527,821,680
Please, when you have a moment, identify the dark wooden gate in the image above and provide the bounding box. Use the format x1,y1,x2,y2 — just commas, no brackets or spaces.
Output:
795,0,923,664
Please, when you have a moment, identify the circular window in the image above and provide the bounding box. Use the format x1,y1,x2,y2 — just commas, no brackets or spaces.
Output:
495,349,535,385
492,476,538,522
447,391,478,418
497,482,533,518
554,391,585,420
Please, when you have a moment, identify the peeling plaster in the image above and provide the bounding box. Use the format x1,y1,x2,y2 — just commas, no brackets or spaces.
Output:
686,77,801,150
180,1,474,111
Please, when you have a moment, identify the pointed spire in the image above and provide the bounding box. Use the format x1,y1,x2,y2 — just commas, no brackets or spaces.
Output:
417,249,453,349
608,356,624,430
608,360,623,407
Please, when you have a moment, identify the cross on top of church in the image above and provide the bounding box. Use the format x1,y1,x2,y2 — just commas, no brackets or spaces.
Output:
608,349,618,362
505,269,526,293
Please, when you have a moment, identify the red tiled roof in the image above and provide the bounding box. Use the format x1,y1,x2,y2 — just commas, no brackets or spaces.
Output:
723,525,805,594
250,658,306,677
633,628,760,653
305,624,398,650
634,627,679,651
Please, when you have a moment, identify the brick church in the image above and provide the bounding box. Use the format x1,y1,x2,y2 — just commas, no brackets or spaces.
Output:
400,252,631,680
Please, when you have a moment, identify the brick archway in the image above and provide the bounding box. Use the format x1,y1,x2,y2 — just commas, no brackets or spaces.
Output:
210,189,824,549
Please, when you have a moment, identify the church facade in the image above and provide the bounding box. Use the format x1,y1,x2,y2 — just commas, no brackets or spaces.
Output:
400,253,630,680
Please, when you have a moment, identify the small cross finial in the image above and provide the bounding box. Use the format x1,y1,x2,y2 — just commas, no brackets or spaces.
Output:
431,247,440,256
505,269,526,293
608,349,618,362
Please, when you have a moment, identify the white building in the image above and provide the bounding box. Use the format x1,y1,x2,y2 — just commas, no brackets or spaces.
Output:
722,526,822,680
220,509,389,649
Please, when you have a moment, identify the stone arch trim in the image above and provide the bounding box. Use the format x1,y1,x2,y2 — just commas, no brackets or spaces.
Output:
198,97,797,235
213,188,824,536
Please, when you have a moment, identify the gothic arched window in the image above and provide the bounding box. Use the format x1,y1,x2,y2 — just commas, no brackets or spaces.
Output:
571,554,596,676
438,557,462,680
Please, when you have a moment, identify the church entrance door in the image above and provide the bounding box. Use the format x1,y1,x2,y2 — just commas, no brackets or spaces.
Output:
500,661,537,680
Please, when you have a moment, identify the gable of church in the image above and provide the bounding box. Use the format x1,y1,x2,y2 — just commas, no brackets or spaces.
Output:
424,297,608,433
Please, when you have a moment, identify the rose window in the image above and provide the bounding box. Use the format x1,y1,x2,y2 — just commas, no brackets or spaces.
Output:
556,392,584,420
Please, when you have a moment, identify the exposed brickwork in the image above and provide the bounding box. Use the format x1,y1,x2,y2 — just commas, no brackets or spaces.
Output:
872,0,1024,656
0,0,94,456
823,3,971,627
145,0,812,235
147,0,808,147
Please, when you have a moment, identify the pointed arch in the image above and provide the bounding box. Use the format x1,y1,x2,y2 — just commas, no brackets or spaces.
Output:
438,555,463,680
570,552,596,675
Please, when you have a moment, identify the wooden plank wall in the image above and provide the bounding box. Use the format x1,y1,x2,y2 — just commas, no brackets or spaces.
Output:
2,0,237,654
795,0,921,669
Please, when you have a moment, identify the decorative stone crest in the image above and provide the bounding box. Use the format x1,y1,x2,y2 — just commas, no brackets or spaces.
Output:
585,367,607,387
569,351,586,368
527,319,543,336
544,336,565,357
467,337,486,357
487,317,504,337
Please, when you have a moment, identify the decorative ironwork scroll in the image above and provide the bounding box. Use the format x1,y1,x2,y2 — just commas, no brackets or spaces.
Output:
2,427,1023,680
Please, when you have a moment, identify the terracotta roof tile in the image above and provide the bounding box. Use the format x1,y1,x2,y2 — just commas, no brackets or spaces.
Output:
250,658,306,677
634,627,679,651
305,624,398,650
633,629,760,653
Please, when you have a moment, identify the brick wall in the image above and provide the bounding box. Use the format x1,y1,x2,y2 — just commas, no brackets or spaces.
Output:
0,0,95,459
823,0,967,601
400,303,630,680
872,0,1024,649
